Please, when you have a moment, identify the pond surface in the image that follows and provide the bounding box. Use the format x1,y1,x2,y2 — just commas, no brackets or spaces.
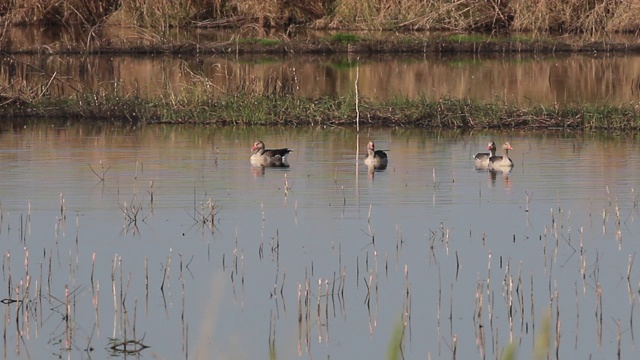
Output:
0,122,639,359
4,52,640,108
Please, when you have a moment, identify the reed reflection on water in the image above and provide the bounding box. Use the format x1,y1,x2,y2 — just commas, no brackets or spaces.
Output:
0,122,638,359
3,50,640,108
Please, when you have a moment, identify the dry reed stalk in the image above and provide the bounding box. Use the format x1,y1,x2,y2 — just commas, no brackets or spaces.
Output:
280,269,286,297
47,252,52,297
65,285,71,349
355,59,360,133
59,193,66,222
92,276,100,332
449,283,454,341
616,318,622,359
180,265,186,353
486,252,492,296
474,282,486,357
356,256,360,287
144,257,148,316
324,279,330,342
404,264,411,323
111,255,118,317
437,265,442,355
555,290,561,357
596,282,603,348
297,282,302,322
574,282,579,349
297,283,302,356
367,272,374,336
508,274,514,343
147,180,155,207
627,253,636,284
385,253,389,277
305,277,310,354
631,300,636,346
160,253,171,293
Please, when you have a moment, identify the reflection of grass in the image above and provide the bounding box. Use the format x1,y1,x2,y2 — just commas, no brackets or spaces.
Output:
329,58,359,69
446,34,535,44
238,38,281,46
237,57,281,65
446,34,495,43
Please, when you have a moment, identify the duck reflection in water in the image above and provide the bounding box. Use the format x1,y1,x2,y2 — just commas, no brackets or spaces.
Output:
489,168,512,189
365,163,388,180
251,165,266,177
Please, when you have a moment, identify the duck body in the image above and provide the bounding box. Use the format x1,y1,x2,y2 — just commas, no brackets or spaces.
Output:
250,140,292,167
474,141,497,169
488,142,514,169
364,141,388,170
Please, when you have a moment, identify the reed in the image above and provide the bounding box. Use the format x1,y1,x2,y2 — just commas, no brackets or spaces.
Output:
2,0,639,36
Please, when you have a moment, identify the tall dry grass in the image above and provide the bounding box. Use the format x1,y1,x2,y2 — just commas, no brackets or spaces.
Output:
0,0,639,34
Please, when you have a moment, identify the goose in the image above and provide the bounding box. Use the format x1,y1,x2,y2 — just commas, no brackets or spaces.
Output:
250,140,292,167
474,141,497,169
364,141,388,169
488,142,513,169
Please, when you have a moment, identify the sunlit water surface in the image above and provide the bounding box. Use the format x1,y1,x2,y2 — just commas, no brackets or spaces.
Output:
0,123,639,359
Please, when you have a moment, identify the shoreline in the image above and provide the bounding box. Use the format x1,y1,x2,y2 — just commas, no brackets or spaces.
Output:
7,37,640,56
1,95,639,130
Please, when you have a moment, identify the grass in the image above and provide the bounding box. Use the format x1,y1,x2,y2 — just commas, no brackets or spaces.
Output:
329,33,361,44
237,38,282,46
3,90,640,130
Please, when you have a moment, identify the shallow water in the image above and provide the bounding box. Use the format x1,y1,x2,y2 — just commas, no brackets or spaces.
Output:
0,122,638,359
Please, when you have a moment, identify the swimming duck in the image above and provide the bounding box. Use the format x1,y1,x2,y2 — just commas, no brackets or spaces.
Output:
250,140,292,167
488,142,514,169
364,141,388,169
474,141,497,169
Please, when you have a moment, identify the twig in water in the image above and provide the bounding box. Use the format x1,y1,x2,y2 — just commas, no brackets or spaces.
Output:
88,161,111,182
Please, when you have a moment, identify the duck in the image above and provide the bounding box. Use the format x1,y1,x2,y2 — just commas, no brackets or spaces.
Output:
474,141,497,169
364,141,388,169
488,142,514,169
250,140,292,167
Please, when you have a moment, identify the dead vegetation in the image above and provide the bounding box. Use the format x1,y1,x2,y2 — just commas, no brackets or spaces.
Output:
1,0,640,35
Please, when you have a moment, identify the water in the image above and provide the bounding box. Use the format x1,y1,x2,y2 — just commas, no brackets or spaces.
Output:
0,122,638,359
4,48,640,108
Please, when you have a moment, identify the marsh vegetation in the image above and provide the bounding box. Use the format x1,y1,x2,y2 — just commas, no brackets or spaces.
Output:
1,1,640,128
